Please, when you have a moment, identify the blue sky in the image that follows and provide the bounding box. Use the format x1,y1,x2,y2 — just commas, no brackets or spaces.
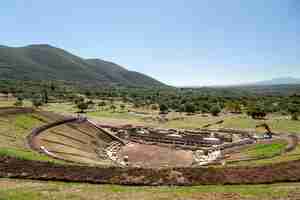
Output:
1,0,300,86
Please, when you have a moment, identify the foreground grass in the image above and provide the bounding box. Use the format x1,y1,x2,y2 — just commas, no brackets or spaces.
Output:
0,178,299,200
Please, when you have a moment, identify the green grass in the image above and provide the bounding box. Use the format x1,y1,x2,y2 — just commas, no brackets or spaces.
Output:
227,142,300,167
219,115,256,129
0,99,32,108
95,184,291,197
42,102,77,115
14,114,43,130
0,112,66,163
246,142,286,158
89,110,139,119
267,119,300,134
42,102,300,134
220,115,300,134
2,101,300,167
0,190,42,200
232,143,300,166
2,100,300,134
0,148,64,164
0,114,44,149
0,178,299,200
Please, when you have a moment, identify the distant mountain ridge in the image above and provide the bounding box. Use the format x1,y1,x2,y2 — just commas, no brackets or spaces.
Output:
251,77,300,86
0,44,164,87
179,77,300,89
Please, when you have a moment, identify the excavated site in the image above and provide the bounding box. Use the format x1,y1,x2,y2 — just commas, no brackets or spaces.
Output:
1,107,300,186
30,116,282,168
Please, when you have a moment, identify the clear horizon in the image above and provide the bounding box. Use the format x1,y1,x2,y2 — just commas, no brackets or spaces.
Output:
2,0,300,86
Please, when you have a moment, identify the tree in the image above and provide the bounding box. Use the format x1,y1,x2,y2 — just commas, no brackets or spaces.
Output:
288,103,299,120
199,103,211,113
210,105,221,116
77,102,89,113
184,103,196,114
74,96,84,105
50,82,56,91
110,104,117,112
84,90,92,97
225,102,242,113
292,113,299,121
14,98,23,107
159,103,169,114
247,104,266,119
150,104,158,111
120,104,126,112
86,100,95,110
32,99,43,108
42,89,48,104
98,101,106,110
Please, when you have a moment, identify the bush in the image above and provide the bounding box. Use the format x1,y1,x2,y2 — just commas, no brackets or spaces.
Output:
247,104,267,119
32,99,43,108
184,103,196,114
74,96,84,105
77,102,89,113
288,103,299,121
159,103,169,114
110,104,117,112
210,105,221,116
14,98,23,107
291,113,299,120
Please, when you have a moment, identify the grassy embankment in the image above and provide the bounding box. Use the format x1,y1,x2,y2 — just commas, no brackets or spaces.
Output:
0,102,65,164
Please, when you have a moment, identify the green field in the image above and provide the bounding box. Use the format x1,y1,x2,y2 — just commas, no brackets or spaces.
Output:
38,101,300,133
220,115,300,134
246,143,287,158
0,178,299,200
0,111,65,164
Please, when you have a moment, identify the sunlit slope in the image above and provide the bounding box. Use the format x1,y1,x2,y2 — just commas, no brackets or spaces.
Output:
33,120,123,165
0,44,164,87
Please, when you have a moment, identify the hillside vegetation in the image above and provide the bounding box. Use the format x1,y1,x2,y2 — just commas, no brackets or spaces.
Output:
0,44,164,87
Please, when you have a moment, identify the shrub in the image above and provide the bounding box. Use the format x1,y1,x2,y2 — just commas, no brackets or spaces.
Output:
210,105,221,116
159,103,169,114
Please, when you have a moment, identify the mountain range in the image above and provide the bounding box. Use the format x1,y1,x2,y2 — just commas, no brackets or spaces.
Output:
0,44,164,87
251,77,300,86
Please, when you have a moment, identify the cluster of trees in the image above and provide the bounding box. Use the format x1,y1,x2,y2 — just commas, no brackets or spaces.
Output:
1,80,300,120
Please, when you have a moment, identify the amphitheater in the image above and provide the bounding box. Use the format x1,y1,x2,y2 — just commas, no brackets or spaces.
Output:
1,107,300,186
29,114,294,168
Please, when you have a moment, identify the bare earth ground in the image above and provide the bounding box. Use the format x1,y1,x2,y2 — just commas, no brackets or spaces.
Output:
119,143,194,168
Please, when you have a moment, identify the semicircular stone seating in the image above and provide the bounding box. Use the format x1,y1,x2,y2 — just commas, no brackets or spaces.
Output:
33,119,125,166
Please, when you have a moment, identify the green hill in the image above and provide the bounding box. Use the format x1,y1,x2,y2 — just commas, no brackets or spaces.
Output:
0,44,164,87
